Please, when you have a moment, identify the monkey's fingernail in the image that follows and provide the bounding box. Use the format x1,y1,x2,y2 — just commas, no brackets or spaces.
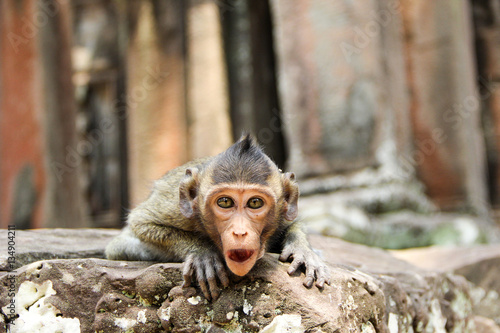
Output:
303,278,313,288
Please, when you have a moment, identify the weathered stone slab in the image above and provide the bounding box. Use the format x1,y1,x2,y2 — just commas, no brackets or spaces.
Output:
392,244,500,282
0,228,120,272
393,244,500,326
0,232,477,332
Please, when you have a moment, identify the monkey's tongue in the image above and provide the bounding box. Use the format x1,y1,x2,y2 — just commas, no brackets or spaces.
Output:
228,249,254,263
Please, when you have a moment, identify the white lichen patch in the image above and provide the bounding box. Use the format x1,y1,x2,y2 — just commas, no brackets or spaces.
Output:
260,314,304,333
137,310,147,324
361,321,376,333
427,299,446,333
450,290,471,319
7,280,81,333
17,280,56,311
226,311,234,320
339,295,357,312
92,282,103,293
388,297,396,308
61,272,75,284
187,296,202,305
26,262,51,277
243,299,253,315
158,306,171,322
114,317,136,330
388,313,399,333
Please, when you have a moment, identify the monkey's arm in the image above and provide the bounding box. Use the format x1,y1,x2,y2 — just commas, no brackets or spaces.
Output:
278,221,331,289
128,217,230,300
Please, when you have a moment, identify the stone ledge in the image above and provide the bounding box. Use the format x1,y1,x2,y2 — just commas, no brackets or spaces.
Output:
0,228,120,272
0,230,490,332
393,245,500,328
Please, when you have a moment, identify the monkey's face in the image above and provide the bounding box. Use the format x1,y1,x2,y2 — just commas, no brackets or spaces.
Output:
205,185,277,276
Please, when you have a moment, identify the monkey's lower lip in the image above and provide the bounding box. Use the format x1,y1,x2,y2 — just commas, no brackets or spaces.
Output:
227,249,255,263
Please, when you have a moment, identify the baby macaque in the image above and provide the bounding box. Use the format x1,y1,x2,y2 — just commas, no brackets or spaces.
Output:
106,134,330,300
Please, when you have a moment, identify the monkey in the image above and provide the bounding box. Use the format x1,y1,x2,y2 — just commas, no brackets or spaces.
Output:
106,134,331,300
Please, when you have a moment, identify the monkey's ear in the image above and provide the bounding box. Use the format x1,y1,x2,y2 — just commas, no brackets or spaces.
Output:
179,168,199,219
282,172,299,221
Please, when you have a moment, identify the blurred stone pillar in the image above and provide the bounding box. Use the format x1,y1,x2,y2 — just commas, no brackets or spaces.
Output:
127,0,189,205
0,0,86,228
472,0,500,210
186,0,233,159
271,0,414,190
221,0,286,168
0,0,46,228
401,0,489,216
39,0,87,227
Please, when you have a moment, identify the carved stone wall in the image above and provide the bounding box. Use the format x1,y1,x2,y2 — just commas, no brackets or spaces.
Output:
271,0,490,218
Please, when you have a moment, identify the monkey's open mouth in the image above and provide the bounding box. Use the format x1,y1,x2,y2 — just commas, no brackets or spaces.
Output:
228,249,255,263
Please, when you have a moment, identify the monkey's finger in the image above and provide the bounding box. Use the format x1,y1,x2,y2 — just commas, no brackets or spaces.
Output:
208,279,220,301
279,247,293,262
303,265,315,288
303,277,314,288
287,258,304,275
204,263,220,301
325,276,332,285
212,256,229,288
182,258,195,287
196,269,211,301
315,277,326,289
315,266,331,288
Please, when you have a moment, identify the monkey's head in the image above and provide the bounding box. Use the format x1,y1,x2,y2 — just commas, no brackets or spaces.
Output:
179,134,299,276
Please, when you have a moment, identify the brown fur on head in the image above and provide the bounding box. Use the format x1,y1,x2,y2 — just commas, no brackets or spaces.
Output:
179,134,299,276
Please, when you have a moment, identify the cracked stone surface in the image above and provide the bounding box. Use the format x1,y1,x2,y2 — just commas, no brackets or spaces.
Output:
0,228,118,272
1,230,494,332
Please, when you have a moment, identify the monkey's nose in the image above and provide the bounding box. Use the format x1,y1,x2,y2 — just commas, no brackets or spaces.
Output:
232,230,248,238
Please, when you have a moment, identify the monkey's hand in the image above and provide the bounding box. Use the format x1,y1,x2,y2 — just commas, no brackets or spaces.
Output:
279,244,331,289
182,250,230,301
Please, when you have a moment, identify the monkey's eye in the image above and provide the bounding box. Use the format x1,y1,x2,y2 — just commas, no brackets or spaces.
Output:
247,197,264,209
217,197,234,208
